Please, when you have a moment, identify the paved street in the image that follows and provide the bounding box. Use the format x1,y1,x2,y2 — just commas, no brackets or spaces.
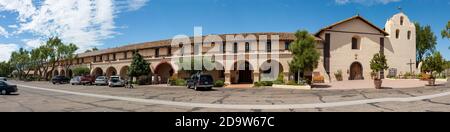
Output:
1,80,450,112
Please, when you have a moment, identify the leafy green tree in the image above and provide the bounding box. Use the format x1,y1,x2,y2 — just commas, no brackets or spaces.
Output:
415,22,437,67
10,48,30,80
370,53,389,79
175,56,215,75
421,52,446,79
72,67,90,76
442,21,450,49
288,30,320,84
45,37,65,80
59,43,79,77
128,51,151,83
0,61,14,77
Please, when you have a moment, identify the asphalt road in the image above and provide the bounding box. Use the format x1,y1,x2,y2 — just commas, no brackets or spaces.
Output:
1,80,449,112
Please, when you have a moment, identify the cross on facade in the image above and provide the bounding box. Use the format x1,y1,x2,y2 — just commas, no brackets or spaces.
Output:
407,59,415,73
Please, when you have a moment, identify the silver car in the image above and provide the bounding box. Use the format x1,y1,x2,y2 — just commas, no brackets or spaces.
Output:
70,76,82,85
108,76,125,87
95,76,108,86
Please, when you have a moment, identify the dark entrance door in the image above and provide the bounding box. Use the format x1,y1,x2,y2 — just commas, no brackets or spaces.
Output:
350,62,364,80
238,62,253,83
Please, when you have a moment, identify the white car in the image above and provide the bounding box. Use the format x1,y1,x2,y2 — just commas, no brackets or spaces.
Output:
108,76,125,87
70,76,82,85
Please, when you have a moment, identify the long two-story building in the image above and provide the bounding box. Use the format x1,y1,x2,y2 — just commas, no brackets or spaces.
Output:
50,12,417,85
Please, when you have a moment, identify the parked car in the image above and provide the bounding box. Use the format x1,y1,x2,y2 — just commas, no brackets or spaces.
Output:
187,73,214,91
70,76,82,85
51,76,70,84
0,81,17,95
0,77,7,81
94,76,108,86
108,76,125,87
80,75,96,85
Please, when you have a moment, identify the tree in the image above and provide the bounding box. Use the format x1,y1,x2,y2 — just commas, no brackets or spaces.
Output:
84,47,99,53
370,53,389,79
44,37,65,80
288,30,320,84
421,52,446,79
0,61,14,77
442,21,450,49
72,67,90,76
415,22,437,67
175,56,215,75
128,51,151,83
59,43,79,77
10,48,30,80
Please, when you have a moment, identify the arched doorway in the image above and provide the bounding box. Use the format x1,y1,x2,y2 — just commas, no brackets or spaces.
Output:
92,67,103,77
120,66,130,80
60,70,66,77
350,62,364,80
260,60,284,81
231,61,254,84
154,62,174,84
106,67,117,77
53,70,59,76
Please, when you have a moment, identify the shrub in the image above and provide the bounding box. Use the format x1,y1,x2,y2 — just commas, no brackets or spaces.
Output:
72,67,90,76
261,81,273,86
214,80,225,87
170,79,186,86
253,82,262,87
370,53,389,80
273,80,284,85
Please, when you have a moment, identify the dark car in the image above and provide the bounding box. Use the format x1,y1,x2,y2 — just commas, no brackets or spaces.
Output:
187,73,214,91
51,76,70,84
80,75,96,85
0,81,18,95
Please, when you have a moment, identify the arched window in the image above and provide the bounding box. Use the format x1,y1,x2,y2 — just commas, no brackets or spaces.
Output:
400,16,404,26
233,42,238,53
245,42,250,53
396,29,400,39
351,37,360,50
407,31,411,40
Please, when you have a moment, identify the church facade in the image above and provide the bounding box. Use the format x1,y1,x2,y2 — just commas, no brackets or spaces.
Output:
51,12,417,84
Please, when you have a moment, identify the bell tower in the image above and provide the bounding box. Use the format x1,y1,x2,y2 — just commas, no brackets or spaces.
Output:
384,11,417,75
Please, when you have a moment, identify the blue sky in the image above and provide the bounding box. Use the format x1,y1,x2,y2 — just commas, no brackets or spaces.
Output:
0,0,449,61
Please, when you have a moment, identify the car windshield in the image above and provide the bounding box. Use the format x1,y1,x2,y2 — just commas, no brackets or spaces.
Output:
97,76,106,79
111,77,120,82
200,75,213,82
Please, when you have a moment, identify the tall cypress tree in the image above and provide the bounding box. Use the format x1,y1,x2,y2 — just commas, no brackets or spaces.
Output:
128,51,151,83
288,30,320,84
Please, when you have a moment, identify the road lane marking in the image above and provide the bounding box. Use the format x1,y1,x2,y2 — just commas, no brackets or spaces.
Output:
16,84,450,110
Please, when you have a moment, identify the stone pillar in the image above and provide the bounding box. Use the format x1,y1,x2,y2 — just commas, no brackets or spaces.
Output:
284,72,290,82
253,72,260,83
224,71,231,85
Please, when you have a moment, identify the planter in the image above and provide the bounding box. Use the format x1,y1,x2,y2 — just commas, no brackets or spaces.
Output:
428,78,436,86
272,84,311,90
374,79,383,89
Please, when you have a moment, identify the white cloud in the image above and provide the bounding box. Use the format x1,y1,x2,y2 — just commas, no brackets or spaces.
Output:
116,0,150,11
22,39,44,49
0,0,149,53
0,44,18,61
335,0,401,5
0,26,8,37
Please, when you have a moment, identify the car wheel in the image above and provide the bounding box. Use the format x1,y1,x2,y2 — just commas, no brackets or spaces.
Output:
194,85,199,91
